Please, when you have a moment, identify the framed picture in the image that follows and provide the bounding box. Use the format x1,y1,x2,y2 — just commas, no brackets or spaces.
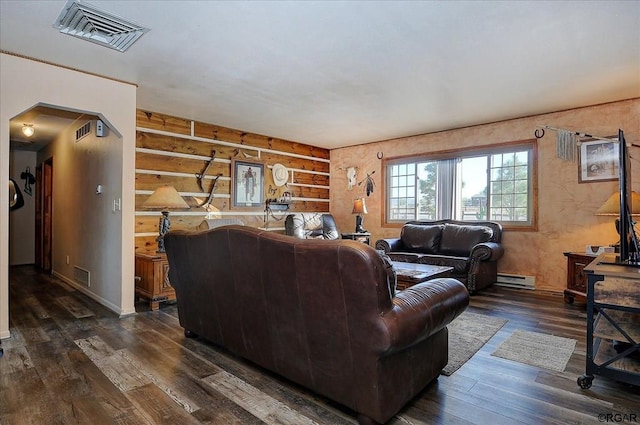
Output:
578,138,618,183
231,158,265,209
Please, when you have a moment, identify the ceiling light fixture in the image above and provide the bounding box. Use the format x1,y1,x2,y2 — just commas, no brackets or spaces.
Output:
21,124,34,137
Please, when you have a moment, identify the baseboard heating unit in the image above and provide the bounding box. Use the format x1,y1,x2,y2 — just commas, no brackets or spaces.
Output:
496,273,535,290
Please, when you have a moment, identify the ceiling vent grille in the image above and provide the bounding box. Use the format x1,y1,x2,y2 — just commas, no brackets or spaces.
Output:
54,0,149,52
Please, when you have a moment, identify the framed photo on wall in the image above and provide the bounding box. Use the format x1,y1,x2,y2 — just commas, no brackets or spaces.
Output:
578,138,618,183
231,158,265,209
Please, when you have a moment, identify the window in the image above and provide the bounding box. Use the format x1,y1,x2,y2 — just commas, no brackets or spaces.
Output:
384,141,537,230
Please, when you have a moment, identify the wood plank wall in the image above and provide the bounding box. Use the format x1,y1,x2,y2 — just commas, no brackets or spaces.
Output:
135,110,330,252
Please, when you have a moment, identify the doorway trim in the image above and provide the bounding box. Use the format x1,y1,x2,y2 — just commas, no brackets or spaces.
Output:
2,52,137,339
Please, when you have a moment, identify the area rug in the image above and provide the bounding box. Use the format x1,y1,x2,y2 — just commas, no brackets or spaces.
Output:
491,329,577,372
442,311,508,376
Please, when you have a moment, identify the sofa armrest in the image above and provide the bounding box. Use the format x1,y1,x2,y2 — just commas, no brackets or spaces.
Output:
375,238,404,253
382,278,469,353
470,242,504,262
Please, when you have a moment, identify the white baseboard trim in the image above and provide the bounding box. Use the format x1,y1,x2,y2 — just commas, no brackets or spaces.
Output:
52,270,131,316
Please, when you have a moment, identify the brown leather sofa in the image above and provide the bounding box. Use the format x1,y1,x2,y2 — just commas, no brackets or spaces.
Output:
375,219,503,293
164,225,469,424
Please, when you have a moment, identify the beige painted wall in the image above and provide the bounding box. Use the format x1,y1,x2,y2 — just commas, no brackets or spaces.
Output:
330,98,640,293
1,53,137,339
38,118,126,312
9,150,37,265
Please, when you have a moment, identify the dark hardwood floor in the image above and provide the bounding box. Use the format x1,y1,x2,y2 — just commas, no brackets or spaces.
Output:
1,265,638,424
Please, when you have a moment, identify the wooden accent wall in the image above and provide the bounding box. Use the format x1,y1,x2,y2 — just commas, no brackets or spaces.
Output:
135,110,330,252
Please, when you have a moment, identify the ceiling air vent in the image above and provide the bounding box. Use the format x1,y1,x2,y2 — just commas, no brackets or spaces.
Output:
76,121,91,142
54,0,149,52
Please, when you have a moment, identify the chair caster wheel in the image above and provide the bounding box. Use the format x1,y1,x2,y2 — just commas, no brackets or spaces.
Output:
577,374,593,389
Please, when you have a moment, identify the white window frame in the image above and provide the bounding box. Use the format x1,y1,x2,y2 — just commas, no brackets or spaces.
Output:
383,140,537,231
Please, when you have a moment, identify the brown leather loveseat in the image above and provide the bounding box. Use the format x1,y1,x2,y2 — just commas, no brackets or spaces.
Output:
164,225,469,424
375,219,503,293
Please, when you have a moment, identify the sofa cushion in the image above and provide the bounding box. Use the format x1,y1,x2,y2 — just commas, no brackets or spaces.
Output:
416,254,470,275
440,224,493,256
400,224,444,253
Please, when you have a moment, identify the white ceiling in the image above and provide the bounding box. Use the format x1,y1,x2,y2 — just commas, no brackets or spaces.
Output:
1,0,639,150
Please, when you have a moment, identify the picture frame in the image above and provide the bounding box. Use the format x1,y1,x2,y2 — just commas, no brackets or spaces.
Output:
231,158,265,209
578,138,618,183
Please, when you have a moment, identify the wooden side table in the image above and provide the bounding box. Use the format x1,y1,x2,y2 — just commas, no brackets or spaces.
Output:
135,251,176,310
563,252,597,304
341,232,371,245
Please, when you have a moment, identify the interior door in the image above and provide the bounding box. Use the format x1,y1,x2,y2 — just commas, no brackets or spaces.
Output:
35,164,42,267
35,158,53,272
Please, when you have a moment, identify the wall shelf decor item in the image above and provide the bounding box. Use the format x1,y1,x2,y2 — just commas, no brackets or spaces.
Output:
231,158,265,209
357,170,376,196
338,166,358,189
196,150,217,192
578,138,618,183
20,167,35,196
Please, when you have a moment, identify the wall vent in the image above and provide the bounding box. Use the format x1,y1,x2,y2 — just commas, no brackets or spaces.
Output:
73,266,90,287
54,0,149,53
496,273,535,290
75,121,91,142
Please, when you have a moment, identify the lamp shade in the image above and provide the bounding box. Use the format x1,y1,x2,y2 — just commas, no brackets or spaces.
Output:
143,185,190,210
595,191,640,216
352,198,368,214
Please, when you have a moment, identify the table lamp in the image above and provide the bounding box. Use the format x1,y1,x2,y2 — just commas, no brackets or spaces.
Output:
352,197,368,233
143,185,190,252
595,191,640,216
595,191,640,246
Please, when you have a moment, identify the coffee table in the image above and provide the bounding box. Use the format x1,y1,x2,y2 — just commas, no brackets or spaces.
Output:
392,261,453,290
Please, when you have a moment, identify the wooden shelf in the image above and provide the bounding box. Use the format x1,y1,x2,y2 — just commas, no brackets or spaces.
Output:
581,253,640,388
594,310,640,341
594,338,640,375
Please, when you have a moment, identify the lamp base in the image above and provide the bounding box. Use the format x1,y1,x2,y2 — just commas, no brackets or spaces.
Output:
355,215,367,233
157,211,171,253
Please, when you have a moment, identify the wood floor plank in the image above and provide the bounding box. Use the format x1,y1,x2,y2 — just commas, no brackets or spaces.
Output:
406,390,524,425
57,295,95,319
126,383,201,425
202,370,320,425
0,345,34,374
23,295,51,319
0,367,68,425
466,381,601,425
67,347,152,424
